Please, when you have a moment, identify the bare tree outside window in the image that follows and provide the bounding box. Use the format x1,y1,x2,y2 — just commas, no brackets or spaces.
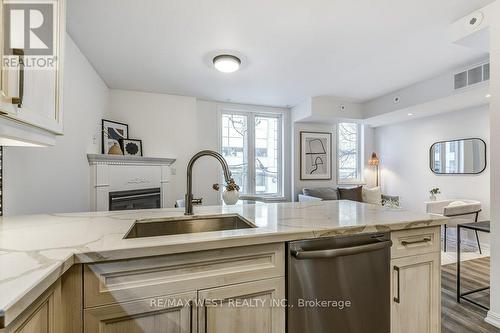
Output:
338,123,360,182
255,116,279,194
221,112,282,196
221,114,248,194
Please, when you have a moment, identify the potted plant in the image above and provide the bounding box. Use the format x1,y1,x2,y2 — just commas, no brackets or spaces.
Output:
213,179,240,205
429,188,441,201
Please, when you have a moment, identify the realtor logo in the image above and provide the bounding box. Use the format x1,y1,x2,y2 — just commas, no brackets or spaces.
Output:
3,2,54,56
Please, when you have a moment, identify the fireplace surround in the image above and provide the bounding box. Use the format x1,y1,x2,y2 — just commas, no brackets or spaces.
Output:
88,154,176,211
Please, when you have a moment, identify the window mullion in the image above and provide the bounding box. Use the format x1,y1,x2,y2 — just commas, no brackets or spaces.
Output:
247,113,256,195
277,115,283,196
357,124,362,181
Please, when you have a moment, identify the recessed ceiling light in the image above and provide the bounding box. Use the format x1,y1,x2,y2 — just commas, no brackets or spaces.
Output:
486,94,491,98
213,54,241,73
407,113,415,116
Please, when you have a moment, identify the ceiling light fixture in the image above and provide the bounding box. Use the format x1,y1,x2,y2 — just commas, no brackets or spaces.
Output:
408,113,415,116
486,94,491,98
213,54,241,73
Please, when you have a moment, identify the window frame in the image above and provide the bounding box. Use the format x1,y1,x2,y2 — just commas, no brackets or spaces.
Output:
336,122,363,185
218,108,284,199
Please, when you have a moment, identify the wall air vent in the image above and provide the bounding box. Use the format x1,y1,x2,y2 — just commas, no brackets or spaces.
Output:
454,62,490,90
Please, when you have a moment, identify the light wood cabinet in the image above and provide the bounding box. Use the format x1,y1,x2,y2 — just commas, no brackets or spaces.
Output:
390,227,441,333
198,278,285,333
82,243,286,333
13,301,52,333
83,243,284,308
391,227,440,259
84,291,196,333
0,0,65,136
4,229,443,333
4,280,61,333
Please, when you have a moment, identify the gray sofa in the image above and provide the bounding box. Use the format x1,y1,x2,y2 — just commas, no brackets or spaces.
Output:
298,187,400,207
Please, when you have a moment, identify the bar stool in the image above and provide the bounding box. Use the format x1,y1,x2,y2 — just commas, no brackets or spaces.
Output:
426,199,482,253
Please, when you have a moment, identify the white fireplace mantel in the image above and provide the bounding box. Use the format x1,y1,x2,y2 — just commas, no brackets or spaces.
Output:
87,154,176,166
87,154,176,211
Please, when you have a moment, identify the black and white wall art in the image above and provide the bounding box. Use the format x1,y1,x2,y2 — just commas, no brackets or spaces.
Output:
300,131,332,180
102,119,129,155
120,139,143,156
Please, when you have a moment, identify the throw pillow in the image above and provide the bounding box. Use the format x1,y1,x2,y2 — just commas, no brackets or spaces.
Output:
362,186,382,205
381,194,400,207
338,186,363,202
302,188,338,201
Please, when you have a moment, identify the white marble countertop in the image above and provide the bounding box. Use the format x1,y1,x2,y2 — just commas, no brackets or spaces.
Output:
0,200,445,327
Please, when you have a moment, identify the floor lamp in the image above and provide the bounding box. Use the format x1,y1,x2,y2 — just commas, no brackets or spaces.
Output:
369,152,380,187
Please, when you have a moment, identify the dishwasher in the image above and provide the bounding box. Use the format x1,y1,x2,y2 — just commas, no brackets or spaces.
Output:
287,232,392,333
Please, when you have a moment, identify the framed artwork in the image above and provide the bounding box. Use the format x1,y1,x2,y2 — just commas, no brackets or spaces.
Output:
102,119,129,154
120,139,143,156
300,131,332,180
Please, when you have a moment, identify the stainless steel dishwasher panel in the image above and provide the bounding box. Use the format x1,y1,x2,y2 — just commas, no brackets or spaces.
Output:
287,232,391,333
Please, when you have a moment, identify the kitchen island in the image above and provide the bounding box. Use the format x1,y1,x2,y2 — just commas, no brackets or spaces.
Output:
0,200,446,332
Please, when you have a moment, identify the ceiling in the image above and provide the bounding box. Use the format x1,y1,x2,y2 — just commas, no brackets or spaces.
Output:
67,0,493,107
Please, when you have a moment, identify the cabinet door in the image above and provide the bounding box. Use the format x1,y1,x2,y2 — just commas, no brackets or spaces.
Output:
84,291,196,333
391,253,441,333
198,278,285,333
14,301,52,333
10,281,61,333
1,0,65,133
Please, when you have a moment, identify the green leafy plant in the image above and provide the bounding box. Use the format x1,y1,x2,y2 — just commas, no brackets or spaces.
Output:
429,188,441,195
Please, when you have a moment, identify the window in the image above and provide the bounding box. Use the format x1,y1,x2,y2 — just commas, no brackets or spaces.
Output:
221,111,282,197
337,122,362,183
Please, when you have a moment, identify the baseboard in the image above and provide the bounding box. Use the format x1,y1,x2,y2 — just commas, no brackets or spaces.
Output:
486,310,500,328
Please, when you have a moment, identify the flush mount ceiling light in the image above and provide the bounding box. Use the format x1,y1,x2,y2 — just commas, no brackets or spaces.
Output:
407,113,415,116
213,54,241,73
486,94,492,98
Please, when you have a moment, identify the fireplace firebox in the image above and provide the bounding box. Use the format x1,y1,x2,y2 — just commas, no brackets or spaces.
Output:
109,188,161,211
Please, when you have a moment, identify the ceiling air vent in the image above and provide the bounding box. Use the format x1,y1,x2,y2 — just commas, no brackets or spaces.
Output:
454,63,490,90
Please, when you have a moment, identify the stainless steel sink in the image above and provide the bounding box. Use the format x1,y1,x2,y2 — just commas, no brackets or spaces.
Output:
124,214,256,239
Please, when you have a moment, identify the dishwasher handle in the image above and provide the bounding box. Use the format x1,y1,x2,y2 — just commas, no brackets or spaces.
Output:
291,240,392,259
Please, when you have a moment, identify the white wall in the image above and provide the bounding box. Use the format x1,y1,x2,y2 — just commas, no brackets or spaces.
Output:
292,96,363,123
363,61,489,119
487,0,500,326
107,90,291,207
374,106,490,218
292,122,337,200
3,35,109,215
292,121,376,200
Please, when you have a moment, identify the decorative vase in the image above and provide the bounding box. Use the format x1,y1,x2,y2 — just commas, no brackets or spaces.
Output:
223,190,239,205
108,143,123,155
429,193,437,201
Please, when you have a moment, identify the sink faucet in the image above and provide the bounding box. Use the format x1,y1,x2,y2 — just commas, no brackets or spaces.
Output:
185,150,233,215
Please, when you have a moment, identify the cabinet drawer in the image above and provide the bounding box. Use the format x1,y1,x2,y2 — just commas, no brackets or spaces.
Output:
391,227,440,259
84,243,284,308
84,291,196,333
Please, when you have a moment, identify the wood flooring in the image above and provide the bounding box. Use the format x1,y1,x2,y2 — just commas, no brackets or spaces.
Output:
442,257,500,333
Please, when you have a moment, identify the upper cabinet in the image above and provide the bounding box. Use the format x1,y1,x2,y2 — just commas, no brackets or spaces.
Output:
0,0,65,144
